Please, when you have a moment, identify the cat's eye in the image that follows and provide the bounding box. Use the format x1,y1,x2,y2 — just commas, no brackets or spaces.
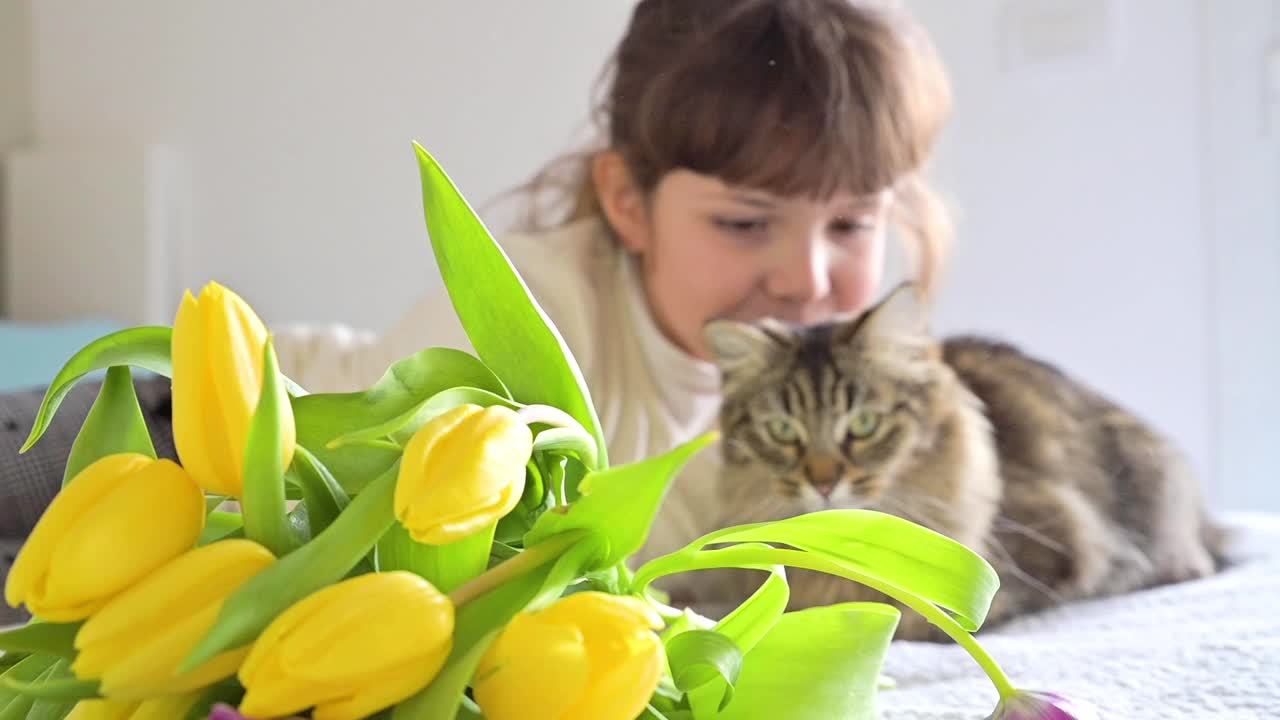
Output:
765,416,801,444
847,409,881,439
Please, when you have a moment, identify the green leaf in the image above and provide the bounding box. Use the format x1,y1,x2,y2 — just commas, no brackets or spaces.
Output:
709,563,789,656
642,705,680,720
531,427,598,474
390,628,498,720
634,510,999,633
198,511,245,546
0,654,98,703
292,347,508,493
456,697,484,720
27,694,75,720
18,658,80,719
20,326,172,453
414,143,608,467
240,339,294,557
181,462,401,672
0,623,80,659
712,604,898,720
665,630,743,711
525,432,716,571
377,522,494,594
62,366,157,486
332,386,519,450
0,653,54,720
685,562,788,717
290,446,350,537
182,682,245,720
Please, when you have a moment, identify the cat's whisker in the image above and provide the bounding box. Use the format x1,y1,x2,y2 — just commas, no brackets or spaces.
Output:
990,515,1071,555
983,533,1067,604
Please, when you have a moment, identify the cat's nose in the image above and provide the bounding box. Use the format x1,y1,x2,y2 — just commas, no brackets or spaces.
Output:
804,457,840,497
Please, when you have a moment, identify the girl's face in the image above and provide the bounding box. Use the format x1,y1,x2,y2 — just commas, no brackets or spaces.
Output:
600,161,892,361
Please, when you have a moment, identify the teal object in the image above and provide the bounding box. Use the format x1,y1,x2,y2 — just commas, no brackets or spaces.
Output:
0,320,128,392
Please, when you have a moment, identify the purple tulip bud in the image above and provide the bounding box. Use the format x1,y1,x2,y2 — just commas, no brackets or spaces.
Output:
207,705,249,720
987,691,1100,720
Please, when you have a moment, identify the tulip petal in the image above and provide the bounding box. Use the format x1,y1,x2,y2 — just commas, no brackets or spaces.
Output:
65,699,141,720
4,454,149,613
238,572,453,720
475,614,588,720
71,540,274,699
46,461,204,615
312,656,450,720
204,284,267,479
173,290,221,494
76,540,274,652
128,691,203,720
565,627,664,720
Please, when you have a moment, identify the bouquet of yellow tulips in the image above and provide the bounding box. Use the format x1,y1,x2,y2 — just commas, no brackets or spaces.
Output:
0,145,1094,720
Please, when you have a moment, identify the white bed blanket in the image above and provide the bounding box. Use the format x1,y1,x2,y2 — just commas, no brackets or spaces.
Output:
877,512,1280,719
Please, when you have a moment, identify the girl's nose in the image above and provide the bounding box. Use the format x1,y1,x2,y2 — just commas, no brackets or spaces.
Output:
764,238,830,305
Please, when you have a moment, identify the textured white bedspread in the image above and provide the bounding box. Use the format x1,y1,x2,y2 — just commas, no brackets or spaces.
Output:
876,512,1280,719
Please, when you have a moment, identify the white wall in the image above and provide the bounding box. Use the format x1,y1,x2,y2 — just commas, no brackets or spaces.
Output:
0,0,34,313
26,0,632,327
912,0,1214,488
0,0,31,147
1201,1,1280,512
13,1,1280,511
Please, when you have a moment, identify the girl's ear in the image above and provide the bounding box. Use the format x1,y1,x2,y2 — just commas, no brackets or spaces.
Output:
591,150,653,254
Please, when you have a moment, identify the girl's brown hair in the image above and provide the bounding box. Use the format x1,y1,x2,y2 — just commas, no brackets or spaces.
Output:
509,0,954,295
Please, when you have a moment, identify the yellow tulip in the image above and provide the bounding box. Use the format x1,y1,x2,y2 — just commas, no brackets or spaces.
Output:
66,699,139,720
473,591,666,720
238,571,454,720
72,539,276,699
4,454,205,622
172,281,296,497
66,692,201,720
395,403,532,545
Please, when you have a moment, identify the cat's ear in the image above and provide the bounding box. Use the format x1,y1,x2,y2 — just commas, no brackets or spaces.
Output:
865,282,928,337
841,282,931,350
704,319,790,382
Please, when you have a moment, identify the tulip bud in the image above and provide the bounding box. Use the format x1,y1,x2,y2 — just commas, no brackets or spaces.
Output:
72,539,276,699
238,571,454,720
474,591,665,720
4,453,206,622
172,281,296,497
987,690,1100,720
395,403,532,545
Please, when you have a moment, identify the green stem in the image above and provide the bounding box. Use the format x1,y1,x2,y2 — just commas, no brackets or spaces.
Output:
447,530,588,607
634,546,1016,699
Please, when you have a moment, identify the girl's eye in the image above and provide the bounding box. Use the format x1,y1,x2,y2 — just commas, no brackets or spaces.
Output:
830,217,875,237
714,217,770,235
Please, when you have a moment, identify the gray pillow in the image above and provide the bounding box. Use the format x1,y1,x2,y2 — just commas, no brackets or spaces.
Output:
0,375,178,539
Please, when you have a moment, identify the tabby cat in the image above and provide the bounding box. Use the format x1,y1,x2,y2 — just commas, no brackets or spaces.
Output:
702,282,1227,641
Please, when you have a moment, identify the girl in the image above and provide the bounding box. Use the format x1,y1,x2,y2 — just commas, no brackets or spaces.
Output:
271,0,955,568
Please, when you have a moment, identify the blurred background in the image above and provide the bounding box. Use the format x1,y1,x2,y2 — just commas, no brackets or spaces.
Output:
0,0,1276,512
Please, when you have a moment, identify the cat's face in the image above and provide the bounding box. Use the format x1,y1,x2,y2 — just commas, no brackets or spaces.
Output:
705,283,945,518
